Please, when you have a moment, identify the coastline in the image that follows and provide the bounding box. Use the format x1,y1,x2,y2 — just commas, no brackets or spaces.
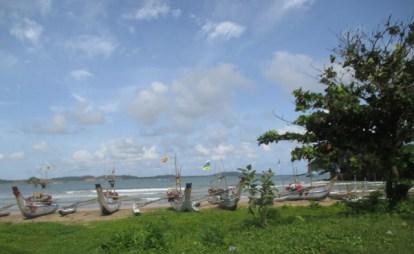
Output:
0,198,337,224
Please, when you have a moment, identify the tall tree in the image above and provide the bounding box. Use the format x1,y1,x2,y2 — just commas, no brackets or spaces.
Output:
258,19,414,207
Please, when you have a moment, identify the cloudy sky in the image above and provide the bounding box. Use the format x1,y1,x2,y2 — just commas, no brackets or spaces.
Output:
0,0,412,179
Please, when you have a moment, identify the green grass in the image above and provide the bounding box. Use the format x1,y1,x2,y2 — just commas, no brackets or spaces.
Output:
0,204,413,254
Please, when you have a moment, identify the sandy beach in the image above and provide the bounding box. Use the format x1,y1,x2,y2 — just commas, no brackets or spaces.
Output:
0,199,337,224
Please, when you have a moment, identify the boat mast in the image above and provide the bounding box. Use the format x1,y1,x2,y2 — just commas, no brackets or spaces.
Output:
174,154,182,193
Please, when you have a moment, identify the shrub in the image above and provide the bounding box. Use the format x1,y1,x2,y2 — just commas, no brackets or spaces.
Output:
308,200,321,209
395,198,414,219
344,191,387,214
239,165,276,227
99,223,166,253
199,226,225,246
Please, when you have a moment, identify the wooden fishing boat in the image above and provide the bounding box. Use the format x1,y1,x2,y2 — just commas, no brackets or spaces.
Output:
58,205,77,216
11,186,58,219
169,183,199,212
95,184,121,215
0,204,14,217
0,212,10,217
208,177,246,210
132,202,141,215
275,176,337,202
58,198,97,216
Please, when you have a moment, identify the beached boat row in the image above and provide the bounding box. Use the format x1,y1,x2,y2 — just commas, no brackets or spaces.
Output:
1,158,385,219
2,174,370,219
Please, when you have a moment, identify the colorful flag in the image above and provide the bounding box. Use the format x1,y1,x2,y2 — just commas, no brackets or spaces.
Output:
160,156,169,163
202,160,211,171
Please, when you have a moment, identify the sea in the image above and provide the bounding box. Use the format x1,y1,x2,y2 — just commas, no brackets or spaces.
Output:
0,174,384,211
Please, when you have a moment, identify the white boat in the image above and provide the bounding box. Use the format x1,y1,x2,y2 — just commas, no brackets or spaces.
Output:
95,184,121,215
132,202,141,215
275,176,337,202
169,183,199,212
208,177,246,210
58,198,97,216
58,205,77,216
12,186,58,219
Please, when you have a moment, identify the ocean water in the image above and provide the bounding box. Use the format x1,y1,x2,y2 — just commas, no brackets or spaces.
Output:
0,173,383,211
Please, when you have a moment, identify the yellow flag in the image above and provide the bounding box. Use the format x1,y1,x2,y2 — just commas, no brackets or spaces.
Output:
160,156,169,163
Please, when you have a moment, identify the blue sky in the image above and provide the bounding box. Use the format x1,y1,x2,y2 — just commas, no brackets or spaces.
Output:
0,0,412,179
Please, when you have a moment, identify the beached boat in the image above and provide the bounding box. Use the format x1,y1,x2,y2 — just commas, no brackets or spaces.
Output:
169,183,199,212
11,186,58,219
328,179,384,200
58,197,97,216
132,202,141,215
95,184,121,215
58,205,77,216
0,212,9,217
275,176,337,202
0,204,14,217
208,176,246,210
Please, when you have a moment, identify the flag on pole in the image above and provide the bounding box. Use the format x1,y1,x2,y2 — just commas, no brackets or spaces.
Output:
202,160,211,171
160,156,169,163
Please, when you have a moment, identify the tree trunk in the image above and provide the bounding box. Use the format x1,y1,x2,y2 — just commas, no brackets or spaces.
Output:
385,178,397,209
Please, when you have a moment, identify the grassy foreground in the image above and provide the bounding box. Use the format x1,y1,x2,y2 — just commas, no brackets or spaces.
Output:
0,204,413,254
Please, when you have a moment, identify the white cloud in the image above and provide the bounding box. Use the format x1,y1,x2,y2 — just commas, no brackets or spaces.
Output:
9,152,25,160
277,125,306,135
32,141,48,152
128,82,169,125
253,0,314,34
0,0,52,18
48,112,69,134
261,144,272,152
172,64,251,125
72,138,159,165
195,144,210,156
71,95,106,125
33,95,107,134
264,51,322,92
125,0,181,21
66,35,117,58
31,112,70,134
141,146,159,160
10,18,43,44
331,63,355,85
0,152,25,160
126,64,251,131
99,102,119,113
282,0,314,11
72,149,95,162
36,0,52,16
202,21,245,41
70,69,94,81
211,144,235,160
240,142,257,159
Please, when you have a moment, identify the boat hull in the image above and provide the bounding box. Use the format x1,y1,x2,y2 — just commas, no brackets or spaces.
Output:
12,186,58,219
169,183,198,212
95,184,121,215
58,206,77,216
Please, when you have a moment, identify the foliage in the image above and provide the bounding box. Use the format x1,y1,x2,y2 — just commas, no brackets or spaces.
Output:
344,191,387,214
238,165,276,227
100,223,165,253
395,198,414,219
0,206,413,254
199,226,225,246
308,200,322,209
258,18,414,205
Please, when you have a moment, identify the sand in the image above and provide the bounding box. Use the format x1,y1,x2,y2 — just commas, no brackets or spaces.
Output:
0,199,338,224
